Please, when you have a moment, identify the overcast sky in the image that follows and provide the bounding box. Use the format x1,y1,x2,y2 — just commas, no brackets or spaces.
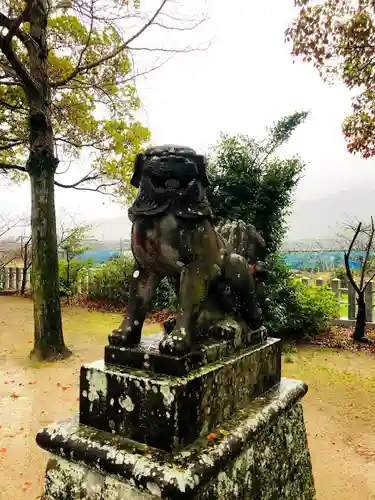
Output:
2,0,375,228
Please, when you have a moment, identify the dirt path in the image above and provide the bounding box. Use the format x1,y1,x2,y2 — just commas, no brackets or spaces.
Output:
0,296,375,499
284,347,375,500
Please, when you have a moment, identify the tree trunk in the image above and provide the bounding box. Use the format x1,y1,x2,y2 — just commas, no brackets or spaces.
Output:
21,239,30,296
28,0,71,360
21,265,27,296
354,291,366,340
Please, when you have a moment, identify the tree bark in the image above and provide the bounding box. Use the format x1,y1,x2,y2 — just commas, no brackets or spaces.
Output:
354,291,366,340
27,0,71,360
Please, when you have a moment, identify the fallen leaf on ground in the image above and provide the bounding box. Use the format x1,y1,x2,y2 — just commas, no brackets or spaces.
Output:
10,393,19,399
207,433,217,440
0,448,7,454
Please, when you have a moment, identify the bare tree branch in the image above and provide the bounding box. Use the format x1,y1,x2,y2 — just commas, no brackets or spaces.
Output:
0,162,27,173
53,171,100,189
0,99,27,113
0,141,24,150
361,216,375,289
0,216,22,239
0,35,38,92
0,3,36,50
344,221,361,295
52,0,168,87
56,179,121,195
127,44,208,53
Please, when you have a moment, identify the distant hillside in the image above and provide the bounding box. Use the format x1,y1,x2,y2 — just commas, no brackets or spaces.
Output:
285,187,375,243
88,216,132,241
85,188,375,251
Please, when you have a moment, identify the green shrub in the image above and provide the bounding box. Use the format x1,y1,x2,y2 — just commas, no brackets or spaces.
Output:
88,257,134,304
331,266,348,284
59,258,93,296
292,283,339,335
88,257,176,311
265,254,338,339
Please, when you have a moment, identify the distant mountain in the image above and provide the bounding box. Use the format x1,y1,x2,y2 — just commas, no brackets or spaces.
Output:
88,216,132,241
86,187,375,251
285,187,375,245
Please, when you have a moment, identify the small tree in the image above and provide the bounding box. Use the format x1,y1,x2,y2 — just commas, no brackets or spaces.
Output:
343,218,374,343
59,223,91,299
0,215,24,273
207,112,308,253
0,0,204,360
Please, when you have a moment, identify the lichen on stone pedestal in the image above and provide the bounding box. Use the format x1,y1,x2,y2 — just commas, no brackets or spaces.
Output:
80,337,281,451
37,378,315,500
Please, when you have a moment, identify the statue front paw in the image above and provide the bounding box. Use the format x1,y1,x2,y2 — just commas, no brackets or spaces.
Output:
108,326,141,347
209,318,242,340
159,328,192,356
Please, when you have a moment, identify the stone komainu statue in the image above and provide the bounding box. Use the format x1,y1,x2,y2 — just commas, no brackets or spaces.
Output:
109,145,267,356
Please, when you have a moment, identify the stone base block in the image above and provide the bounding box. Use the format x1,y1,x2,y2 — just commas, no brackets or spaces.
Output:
80,338,281,452
105,328,267,376
37,379,316,500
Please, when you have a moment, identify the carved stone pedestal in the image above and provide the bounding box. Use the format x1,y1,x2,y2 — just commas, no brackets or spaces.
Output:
36,334,316,499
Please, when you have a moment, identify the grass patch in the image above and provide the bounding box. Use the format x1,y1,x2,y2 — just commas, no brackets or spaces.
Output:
283,346,375,422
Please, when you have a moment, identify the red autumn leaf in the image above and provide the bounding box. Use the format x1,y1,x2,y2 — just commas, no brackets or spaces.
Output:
10,393,19,399
4,381,9,384
62,386,70,391
23,481,32,487
207,433,217,440
0,448,7,453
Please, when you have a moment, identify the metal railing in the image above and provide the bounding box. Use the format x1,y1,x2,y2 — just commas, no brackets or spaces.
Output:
0,266,372,322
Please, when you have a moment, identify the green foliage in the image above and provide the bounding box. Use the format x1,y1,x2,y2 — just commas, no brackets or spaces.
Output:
207,112,307,253
88,257,177,311
286,1,375,158
59,258,93,296
60,224,90,262
88,257,134,304
59,224,91,296
265,254,338,338
0,1,153,196
331,267,349,284
293,283,339,334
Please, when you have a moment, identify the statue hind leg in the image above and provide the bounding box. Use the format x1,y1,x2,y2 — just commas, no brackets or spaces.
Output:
222,253,262,329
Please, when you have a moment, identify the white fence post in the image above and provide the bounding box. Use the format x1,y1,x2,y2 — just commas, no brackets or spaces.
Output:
330,279,340,299
301,277,310,287
26,269,31,291
348,282,356,320
365,281,373,323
